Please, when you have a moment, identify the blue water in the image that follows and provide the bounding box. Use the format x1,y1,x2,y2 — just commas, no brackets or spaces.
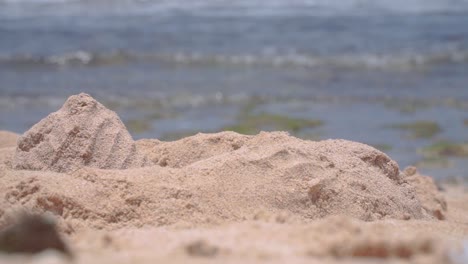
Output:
0,0,467,180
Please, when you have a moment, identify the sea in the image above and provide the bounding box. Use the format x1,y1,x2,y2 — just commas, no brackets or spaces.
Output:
1,0,467,180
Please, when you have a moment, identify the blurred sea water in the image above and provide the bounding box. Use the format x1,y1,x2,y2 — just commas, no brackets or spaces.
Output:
0,0,467,180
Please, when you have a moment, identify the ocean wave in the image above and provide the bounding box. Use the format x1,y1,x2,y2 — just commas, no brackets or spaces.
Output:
155,50,468,70
0,51,131,67
0,92,251,111
1,49,468,71
2,0,468,17
1,93,467,112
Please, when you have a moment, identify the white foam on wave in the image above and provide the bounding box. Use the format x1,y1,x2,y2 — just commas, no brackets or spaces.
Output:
2,48,468,71
0,50,128,67
0,91,252,112
0,95,66,109
177,50,468,71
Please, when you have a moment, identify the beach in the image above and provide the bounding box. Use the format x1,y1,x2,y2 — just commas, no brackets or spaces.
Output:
0,93,467,263
1,1,468,263
2,0,468,181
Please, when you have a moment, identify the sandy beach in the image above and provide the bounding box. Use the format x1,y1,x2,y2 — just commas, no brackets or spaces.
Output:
0,93,467,263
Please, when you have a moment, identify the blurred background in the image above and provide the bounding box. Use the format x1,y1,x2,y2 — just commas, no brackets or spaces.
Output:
0,0,467,181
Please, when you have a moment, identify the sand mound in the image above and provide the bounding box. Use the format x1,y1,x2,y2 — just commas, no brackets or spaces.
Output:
1,135,435,232
167,132,426,221
403,166,448,220
0,93,447,232
138,132,426,221
137,132,248,168
12,93,150,173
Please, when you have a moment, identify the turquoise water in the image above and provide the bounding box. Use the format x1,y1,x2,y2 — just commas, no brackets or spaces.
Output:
0,0,467,180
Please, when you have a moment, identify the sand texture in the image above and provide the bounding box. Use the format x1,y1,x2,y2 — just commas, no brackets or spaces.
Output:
0,94,467,264
0,131,18,149
12,93,149,173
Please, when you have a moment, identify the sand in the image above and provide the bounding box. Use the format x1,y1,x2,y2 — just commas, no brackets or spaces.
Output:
13,93,149,173
0,93,467,264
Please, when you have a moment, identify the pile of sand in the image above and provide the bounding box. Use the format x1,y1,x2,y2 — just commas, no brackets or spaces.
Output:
13,93,149,173
1,94,445,230
403,166,448,220
1,93,464,264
